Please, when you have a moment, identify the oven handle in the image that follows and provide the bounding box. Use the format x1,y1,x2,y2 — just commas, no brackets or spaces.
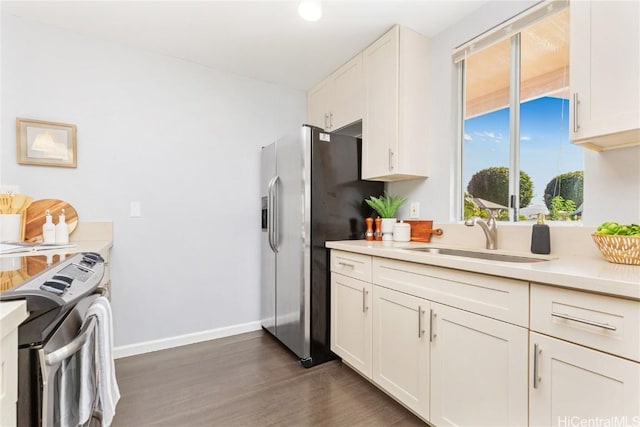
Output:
45,315,97,366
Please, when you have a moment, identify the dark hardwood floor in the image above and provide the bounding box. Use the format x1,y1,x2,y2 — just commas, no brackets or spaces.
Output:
112,330,425,426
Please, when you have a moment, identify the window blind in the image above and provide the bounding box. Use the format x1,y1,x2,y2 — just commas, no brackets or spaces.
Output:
452,0,568,63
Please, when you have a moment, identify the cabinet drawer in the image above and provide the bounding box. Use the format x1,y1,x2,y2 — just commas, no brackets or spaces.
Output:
531,284,640,362
330,250,372,282
372,258,529,327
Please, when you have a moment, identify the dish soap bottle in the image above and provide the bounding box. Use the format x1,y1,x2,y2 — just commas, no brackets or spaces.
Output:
55,209,69,244
531,213,550,254
42,209,56,244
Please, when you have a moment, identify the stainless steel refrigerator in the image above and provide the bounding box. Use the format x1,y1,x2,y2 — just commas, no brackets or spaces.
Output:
261,124,383,367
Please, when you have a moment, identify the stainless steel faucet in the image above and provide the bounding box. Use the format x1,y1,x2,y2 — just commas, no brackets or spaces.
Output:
465,209,498,250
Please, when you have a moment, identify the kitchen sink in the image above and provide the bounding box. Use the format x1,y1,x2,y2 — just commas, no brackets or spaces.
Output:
406,247,550,263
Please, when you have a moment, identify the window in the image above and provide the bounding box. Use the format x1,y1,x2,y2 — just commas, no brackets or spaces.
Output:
456,2,583,222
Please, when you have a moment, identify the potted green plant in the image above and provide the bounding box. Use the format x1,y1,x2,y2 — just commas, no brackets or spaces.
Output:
365,193,407,240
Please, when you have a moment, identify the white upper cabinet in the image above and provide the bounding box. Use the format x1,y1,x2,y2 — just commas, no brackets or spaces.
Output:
570,0,640,150
330,54,364,131
307,53,363,132
308,78,331,130
362,25,429,181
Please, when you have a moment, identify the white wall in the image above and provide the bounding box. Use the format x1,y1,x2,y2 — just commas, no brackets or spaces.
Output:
1,14,306,347
584,147,640,225
390,0,640,226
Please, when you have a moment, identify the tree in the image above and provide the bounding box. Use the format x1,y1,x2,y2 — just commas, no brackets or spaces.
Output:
466,167,533,208
544,171,583,209
464,192,487,219
549,196,577,221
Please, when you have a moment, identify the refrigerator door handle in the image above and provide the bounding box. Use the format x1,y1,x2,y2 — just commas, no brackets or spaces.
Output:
267,176,275,252
268,175,280,252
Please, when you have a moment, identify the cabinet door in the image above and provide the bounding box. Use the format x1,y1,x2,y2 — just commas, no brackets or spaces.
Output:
570,0,640,149
331,273,372,378
307,78,331,130
1,328,19,427
372,285,429,419
530,332,640,427
330,53,363,131
363,25,399,180
430,303,528,427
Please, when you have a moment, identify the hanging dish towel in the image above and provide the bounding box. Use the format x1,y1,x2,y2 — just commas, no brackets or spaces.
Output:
78,296,120,427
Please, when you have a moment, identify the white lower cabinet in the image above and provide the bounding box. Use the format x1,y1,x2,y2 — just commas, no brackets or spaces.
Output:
329,250,639,427
529,332,640,427
330,273,372,378
372,285,429,419
1,301,28,427
529,283,640,426
430,302,528,427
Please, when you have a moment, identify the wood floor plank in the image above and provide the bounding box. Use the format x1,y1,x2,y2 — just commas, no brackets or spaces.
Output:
112,331,425,426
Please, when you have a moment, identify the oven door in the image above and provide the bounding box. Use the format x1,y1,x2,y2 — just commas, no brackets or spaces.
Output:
38,296,102,427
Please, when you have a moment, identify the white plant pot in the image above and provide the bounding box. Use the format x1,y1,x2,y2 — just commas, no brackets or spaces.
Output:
380,218,396,241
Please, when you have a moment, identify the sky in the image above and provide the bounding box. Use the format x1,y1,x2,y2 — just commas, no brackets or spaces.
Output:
463,96,584,206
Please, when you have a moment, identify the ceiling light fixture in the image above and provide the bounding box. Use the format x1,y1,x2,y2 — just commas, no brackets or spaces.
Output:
298,0,322,22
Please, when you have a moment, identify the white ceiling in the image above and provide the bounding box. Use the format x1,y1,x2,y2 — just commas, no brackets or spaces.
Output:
2,0,489,91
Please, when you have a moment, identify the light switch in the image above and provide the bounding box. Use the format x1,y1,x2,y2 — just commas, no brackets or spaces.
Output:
130,201,142,217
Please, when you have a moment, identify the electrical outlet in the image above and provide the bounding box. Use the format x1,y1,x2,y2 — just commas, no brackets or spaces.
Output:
410,202,420,219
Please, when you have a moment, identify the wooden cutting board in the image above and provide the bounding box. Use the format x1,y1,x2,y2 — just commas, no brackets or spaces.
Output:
24,199,78,242
403,220,443,243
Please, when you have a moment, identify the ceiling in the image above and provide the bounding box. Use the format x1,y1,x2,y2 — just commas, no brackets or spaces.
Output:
2,0,489,91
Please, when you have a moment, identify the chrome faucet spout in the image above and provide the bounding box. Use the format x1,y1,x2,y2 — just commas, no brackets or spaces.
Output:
465,212,498,250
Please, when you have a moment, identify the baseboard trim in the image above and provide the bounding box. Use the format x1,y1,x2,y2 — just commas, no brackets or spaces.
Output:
113,320,262,359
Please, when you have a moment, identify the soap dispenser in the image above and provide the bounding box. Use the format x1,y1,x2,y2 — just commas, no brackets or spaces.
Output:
530,213,550,254
42,209,56,244
55,209,69,244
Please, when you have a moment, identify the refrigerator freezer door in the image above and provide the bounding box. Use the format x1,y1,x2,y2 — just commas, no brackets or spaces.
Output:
308,127,385,363
274,127,311,360
260,143,276,336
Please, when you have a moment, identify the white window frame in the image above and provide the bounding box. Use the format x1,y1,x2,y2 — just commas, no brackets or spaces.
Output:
453,0,569,222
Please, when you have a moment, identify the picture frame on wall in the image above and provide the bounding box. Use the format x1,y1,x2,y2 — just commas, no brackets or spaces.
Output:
16,118,77,168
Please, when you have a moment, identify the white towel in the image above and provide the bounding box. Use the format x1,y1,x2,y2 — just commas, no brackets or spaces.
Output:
58,318,96,427
79,296,121,427
58,351,82,427
78,328,96,425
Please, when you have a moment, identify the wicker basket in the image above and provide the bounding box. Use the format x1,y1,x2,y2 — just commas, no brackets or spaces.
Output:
591,234,640,265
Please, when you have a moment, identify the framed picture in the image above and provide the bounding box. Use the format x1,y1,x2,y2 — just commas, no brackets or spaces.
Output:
16,118,77,168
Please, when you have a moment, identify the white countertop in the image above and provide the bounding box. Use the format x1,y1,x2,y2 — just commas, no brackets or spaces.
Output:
0,239,112,261
326,240,640,300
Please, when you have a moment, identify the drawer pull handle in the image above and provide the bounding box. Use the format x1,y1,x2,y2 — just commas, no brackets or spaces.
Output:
551,312,617,331
338,262,355,269
533,343,542,389
429,309,436,342
418,306,425,338
362,288,368,313
572,92,580,132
